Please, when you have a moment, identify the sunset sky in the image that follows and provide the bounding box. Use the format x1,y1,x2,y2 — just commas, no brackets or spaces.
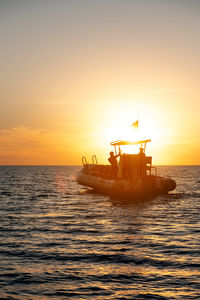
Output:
0,0,199,165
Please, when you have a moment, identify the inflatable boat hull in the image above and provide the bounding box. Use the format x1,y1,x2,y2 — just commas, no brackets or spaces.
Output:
77,171,176,199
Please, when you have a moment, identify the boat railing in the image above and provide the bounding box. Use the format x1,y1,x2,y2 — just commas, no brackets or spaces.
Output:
82,156,88,166
151,166,157,176
82,155,98,166
92,155,98,165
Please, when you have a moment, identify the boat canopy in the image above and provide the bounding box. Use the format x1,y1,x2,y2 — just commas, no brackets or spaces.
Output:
111,139,151,155
111,139,151,146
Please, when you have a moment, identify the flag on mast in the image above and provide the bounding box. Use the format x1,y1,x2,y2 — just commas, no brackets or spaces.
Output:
131,120,139,129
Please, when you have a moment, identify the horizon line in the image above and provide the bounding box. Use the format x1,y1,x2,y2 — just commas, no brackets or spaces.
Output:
0,164,199,167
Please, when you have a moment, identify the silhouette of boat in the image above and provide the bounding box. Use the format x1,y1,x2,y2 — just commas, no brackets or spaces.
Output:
77,139,176,199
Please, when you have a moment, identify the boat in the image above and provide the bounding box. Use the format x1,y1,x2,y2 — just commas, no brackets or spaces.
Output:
77,139,176,199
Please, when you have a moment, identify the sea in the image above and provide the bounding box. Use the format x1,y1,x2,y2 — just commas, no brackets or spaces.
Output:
0,165,199,299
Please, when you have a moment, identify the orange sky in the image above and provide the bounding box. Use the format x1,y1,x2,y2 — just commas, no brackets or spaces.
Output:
0,0,200,165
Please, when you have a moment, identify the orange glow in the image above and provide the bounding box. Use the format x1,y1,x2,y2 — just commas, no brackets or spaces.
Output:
0,1,200,165
102,105,163,145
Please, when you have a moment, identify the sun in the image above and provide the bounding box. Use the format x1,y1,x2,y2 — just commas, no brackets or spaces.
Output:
97,102,167,155
91,101,174,163
103,112,160,144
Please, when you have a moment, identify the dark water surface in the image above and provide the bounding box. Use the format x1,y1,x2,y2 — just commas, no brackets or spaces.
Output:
0,166,199,299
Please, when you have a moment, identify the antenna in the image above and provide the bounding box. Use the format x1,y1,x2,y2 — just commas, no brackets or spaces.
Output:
137,108,140,128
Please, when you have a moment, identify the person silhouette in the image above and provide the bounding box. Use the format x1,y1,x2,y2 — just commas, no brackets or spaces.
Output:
138,147,145,158
108,151,120,177
138,147,146,177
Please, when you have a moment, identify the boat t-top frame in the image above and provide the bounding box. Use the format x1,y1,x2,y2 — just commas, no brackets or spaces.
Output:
111,139,151,155
81,138,156,176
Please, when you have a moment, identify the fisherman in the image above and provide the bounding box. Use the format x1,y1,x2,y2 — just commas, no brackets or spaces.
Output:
138,147,145,158
108,150,120,177
138,147,146,177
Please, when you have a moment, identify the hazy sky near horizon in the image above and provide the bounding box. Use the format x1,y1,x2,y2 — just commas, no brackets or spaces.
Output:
0,0,200,165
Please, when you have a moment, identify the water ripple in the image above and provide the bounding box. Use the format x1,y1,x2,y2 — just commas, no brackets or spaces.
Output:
0,166,199,299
